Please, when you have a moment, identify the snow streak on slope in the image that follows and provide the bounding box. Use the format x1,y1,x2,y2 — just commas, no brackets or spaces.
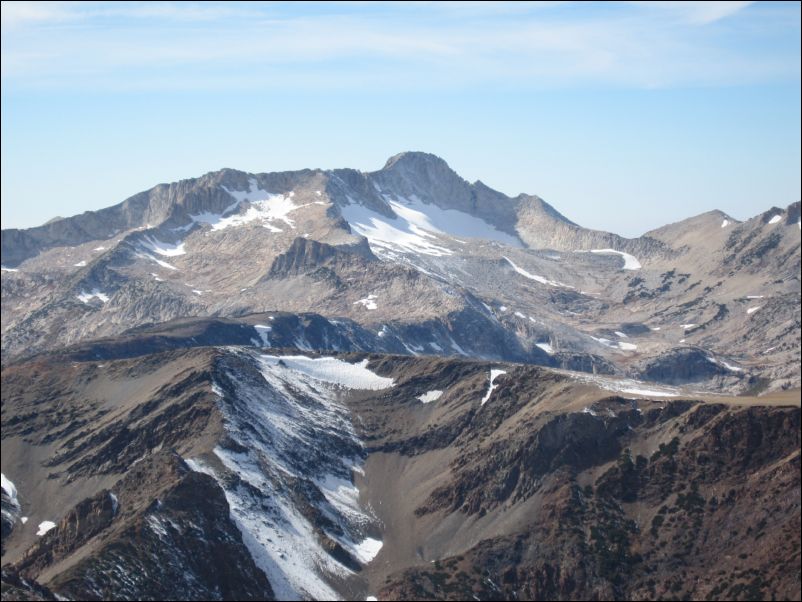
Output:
589,249,642,270
186,350,392,601
140,234,186,256
341,194,522,256
559,370,680,398
590,335,638,351
253,324,271,347
480,369,507,405
1,473,20,527
502,256,570,288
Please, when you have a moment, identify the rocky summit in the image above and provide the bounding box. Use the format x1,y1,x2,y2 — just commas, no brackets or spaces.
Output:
1,152,800,601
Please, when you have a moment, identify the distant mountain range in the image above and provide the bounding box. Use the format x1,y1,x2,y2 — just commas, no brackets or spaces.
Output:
2,151,799,393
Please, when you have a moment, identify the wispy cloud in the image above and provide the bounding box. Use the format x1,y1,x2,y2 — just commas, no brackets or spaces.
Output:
626,1,754,25
1,1,797,91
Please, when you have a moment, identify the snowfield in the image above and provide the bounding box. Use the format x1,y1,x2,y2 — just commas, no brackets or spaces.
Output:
341,193,522,257
186,178,305,232
259,355,395,390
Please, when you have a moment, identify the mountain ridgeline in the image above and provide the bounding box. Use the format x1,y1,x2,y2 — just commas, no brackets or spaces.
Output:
1,152,800,600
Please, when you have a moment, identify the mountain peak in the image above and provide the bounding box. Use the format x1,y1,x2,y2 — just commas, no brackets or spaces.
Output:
381,151,450,172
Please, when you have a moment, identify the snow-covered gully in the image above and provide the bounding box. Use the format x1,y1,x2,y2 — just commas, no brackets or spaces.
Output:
185,349,393,601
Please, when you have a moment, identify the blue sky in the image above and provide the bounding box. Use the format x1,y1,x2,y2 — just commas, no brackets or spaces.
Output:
1,1,800,236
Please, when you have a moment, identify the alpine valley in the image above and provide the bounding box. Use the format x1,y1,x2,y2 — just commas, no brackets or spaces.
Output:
1,152,800,601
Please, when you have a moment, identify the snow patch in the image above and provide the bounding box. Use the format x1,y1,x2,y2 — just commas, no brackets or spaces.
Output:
417,390,443,403
76,289,110,304
354,294,378,310
614,331,628,338
590,335,637,351
721,219,729,228
350,537,383,564
747,306,761,315
73,260,87,267
536,342,554,354
1,266,19,272
619,387,677,398
767,214,782,224
37,521,56,536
